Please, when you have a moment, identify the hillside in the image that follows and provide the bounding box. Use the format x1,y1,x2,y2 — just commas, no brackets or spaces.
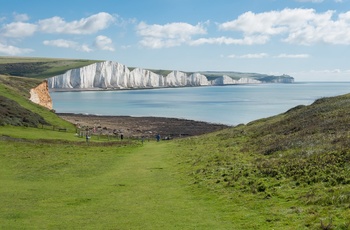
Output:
173,93,350,229
1,87,349,228
199,71,293,83
0,74,75,129
0,56,101,79
0,57,349,228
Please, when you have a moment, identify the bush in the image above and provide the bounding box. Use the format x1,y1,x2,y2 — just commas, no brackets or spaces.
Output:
0,95,50,127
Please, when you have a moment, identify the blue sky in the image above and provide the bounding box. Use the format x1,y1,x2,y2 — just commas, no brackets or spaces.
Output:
1,0,350,81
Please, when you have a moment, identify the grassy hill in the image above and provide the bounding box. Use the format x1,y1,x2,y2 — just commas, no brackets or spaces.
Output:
0,56,101,79
0,74,75,129
173,94,350,229
0,58,349,229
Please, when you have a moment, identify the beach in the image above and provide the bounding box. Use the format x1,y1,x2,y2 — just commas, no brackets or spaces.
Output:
57,113,230,139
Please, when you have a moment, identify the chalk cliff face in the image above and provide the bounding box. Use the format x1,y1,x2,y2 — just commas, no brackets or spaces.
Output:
210,75,261,85
48,61,209,90
30,80,53,110
47,61,292,90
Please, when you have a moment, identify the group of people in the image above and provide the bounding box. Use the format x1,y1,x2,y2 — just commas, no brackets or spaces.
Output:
85,129,163,143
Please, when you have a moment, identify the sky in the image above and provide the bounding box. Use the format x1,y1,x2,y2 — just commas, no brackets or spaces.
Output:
1,0,350,81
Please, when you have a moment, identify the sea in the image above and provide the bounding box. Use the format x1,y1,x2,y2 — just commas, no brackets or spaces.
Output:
50,82,350,126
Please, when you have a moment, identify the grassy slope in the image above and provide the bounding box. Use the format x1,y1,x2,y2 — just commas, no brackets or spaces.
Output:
0,140,239,230
0,56,101,79
0,57,349,229
0,75,75,129
0,76,75,131
173,94,350,229
1,94,349,229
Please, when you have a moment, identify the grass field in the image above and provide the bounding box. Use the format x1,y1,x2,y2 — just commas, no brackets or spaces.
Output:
1,57,350,229
1,125,349,229
0,135,236,229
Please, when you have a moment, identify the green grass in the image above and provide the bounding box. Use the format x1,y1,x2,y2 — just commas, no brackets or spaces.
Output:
0,56,101,79
171,135,350,229
1,57,350,229
0,75,75,129
0,126,78,140
0,138,241,229
1,126,349,229
168,94,350,229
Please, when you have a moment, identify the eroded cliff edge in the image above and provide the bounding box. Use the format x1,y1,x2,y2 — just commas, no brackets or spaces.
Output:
30,80,53,110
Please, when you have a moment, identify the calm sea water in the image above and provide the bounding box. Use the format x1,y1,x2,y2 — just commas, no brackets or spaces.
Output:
50,82,350,125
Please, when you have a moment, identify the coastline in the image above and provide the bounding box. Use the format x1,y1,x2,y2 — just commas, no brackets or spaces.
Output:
57,113,230,139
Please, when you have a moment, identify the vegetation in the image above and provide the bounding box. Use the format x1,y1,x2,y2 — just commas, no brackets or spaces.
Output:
0,57,349,229
0,95,49,126
0,56,101,79
147,69,174,76
172,94,350,229
0,75,75,130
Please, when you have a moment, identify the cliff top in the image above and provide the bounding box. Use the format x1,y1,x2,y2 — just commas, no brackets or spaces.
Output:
0,56,101,79
0,57,293,82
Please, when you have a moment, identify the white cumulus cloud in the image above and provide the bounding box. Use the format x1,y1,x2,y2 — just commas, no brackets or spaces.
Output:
275,53,310,58
218,8,350,45
13,13,30,22
38,12,116,35
94,35,114,51
136,21,207,48
1,21,37,38
228,53,269,59
43,39,92,52
190,35,269,46
0,42,33,55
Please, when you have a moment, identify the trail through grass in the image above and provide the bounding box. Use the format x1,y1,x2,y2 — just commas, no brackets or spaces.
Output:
103,142,235,229
0,140,234,229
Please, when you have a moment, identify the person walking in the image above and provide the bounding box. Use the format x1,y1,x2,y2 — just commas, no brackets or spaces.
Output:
86,133,90,143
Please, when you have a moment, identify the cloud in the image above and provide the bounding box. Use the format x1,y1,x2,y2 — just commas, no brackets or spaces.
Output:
227,53,310,59
275,53,310,58
94,35,114,51
43,39,92,52
218,8,350,45
0,42,33,55
13,13,29,22
1,12,115,39
43,39,77,48
38,12,116,34
1,22,37,38
136,21,207,48
190,35,269,45
228,53,269,59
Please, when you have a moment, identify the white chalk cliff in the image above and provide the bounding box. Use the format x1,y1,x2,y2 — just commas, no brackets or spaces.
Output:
210,75,261,85
48,61,211,89
47,61,291,90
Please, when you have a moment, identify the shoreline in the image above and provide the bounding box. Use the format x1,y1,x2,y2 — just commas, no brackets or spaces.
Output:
57,113,231,139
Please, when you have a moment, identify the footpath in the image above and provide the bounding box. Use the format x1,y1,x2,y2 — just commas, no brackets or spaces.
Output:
105,141,233,229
